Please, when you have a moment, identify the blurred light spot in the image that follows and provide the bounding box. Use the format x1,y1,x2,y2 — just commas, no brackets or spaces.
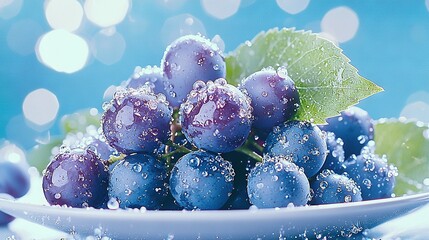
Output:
211,35,225,53
0,0,22,19
406,91,429,104
201,0,240,19
161,14,206,46
23,89,59,126
36,29,89,73
45,0,83,32
0,142,26,165
156,0,187,11
89,108,98,116
6,19,43,56
426,0,429,12
321,6,359,43
317,32,338,46
84,0,130,28
90,28,126,65
400,101,429,123
276,0,310,15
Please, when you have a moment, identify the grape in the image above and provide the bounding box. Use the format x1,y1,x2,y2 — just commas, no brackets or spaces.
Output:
0,161,30,199
161,35,226,107
108,154,168,210
101,86,172,154
318,132,345,174
240,67,300,130
62,126,116,161
42,148,109,208
0,161,30,225
222,152,257,210
169,151,234,210
247,156,310,208
126,66,168,100
264,121,327,178
310,170,362,205
319,106,374,159
180,79,253,153
342,153,397,200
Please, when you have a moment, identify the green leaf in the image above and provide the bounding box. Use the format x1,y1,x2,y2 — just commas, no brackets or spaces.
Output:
61,109,101,134
27,137,63,172
225,28,383,124
374,119,429,195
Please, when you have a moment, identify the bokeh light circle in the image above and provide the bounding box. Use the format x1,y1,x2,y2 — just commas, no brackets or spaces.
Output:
45,0,84,32
84,0,130,28
22,88,59,126
36,29,89,73
161,14,206,46
276,0,310,15
90,28,126,65
201,0,241,19
321,6,359,43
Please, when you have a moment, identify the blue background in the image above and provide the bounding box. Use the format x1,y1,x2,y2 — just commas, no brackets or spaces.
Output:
1,0,429,149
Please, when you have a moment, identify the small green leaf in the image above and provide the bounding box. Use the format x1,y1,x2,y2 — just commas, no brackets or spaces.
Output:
27,137,62,172
225,28,383,124
374,119,429,195
61,109,101,134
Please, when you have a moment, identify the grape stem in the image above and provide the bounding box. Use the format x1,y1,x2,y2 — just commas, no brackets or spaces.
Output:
161,140,192,164
107,153,127,165
235,145,263,162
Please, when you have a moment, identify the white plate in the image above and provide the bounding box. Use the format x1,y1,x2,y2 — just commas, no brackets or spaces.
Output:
0,193,428,239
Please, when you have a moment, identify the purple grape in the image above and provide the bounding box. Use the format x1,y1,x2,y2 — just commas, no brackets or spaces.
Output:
180,79,253,153
241,67,300,130
247,156,310,208
0,161,30,198
101,86,173,154
0,161,30,225
108,154,169,210
264,121,328,178
310,170,362,205
126,66,168,100
169,151,234,210
342,153,397,200
62,126,116,161
318,132,345,174
42,148,109,208
319,106,374,159
161,35,226,107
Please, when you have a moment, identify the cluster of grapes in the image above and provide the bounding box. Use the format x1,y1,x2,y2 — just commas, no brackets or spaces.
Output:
42,35,398,211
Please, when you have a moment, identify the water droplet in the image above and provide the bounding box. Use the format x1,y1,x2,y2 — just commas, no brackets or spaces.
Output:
107,198,119,209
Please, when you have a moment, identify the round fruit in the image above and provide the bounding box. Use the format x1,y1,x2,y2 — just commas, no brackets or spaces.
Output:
0,161,30,199
126,65,168,100
42,148,109,208
101,86,172,154
108,154,168,210
318,132,345,174
169,151,234,210
247,157,310,208
241,67,300,130
342,153,397,200
264,121,327,178
310,170,362,205
161,35,226,107
319,106,374,159
180,79,252,153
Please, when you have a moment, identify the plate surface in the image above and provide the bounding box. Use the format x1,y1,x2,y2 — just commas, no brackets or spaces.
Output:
0,193,428,239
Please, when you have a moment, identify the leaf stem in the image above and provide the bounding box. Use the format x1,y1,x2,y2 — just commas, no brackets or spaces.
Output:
235,145,263,162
